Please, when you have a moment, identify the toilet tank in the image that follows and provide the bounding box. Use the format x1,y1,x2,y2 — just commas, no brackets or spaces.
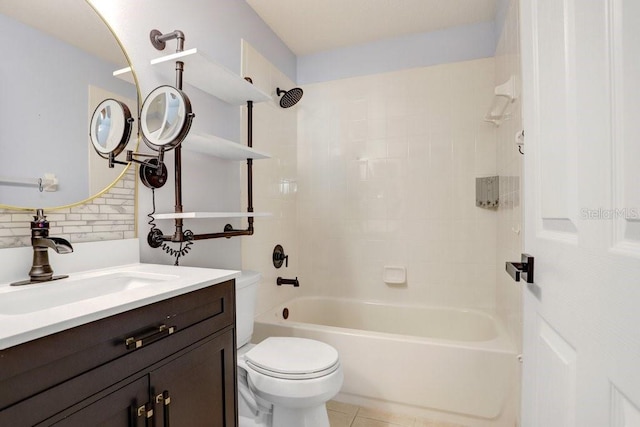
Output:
235,270,261,348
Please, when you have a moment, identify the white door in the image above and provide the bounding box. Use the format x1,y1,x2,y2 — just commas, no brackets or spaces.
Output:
520,0,640,426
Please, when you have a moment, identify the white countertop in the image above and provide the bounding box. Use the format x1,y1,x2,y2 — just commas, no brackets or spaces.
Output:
0,263,239,350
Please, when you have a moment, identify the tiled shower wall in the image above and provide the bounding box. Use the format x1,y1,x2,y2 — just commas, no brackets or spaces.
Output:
297,58,498,308
495,0,523,351
0,168,136,249
240,41,301,316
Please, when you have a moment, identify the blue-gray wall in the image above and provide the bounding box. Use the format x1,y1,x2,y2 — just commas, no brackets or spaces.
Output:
296,0,511,85
297,21,497,85
0,12,135,207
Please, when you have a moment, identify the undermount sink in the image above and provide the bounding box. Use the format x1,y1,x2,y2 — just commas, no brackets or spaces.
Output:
0,271,178,315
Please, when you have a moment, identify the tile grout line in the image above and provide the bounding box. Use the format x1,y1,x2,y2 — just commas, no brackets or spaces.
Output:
350,406,360,426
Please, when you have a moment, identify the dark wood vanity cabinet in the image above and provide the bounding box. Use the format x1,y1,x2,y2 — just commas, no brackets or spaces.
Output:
0,280,237,427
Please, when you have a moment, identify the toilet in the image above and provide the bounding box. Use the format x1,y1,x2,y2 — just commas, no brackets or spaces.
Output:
235,271,343,427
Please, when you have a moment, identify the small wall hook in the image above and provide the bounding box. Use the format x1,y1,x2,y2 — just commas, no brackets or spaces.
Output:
516,129,525,155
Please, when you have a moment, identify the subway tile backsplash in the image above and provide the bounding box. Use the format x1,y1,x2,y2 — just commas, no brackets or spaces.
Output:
0,168,136,249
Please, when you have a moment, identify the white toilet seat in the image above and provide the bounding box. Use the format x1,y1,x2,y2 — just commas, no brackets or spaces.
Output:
245,337,340,380
238,337,344,408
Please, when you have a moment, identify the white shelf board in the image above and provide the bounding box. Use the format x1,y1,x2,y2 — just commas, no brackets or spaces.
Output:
113,66,135,84
183,133,270,160
150,48,272,105
154,212,272,220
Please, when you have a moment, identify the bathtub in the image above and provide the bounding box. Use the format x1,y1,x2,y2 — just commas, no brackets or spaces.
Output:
253,297,518,423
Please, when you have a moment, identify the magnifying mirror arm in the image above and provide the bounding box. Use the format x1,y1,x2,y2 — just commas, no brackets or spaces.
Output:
108,152,129,168
126,150,165,172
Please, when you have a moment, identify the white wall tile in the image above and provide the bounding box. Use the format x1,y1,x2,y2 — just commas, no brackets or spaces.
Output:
240,41,305,315
494,0,524,353
298,58,499,309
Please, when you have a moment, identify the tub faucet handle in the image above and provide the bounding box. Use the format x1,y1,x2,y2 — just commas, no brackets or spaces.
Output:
273,244,289,268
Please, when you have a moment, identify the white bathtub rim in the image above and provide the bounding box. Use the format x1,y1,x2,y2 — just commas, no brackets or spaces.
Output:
255,296,517,354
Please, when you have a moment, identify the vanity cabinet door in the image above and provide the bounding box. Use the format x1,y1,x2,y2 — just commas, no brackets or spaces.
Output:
38,377,149,427
150,329,237,427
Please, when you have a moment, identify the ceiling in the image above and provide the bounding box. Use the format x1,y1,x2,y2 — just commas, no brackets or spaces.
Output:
246,0,498,56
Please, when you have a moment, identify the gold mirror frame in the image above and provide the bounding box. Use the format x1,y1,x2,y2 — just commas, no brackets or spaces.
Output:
0,0,140,212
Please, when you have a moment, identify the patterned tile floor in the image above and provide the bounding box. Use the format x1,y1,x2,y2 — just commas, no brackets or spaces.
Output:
327,401,467,427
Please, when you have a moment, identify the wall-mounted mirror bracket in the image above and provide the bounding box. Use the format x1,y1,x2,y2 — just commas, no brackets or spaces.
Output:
124,149,168,189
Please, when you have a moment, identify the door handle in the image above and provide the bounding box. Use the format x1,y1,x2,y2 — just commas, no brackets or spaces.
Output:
506,254,534,283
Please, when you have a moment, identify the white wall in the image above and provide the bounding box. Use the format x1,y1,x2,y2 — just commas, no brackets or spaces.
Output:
494,1,523,424
0,12,134,208
86,0,517,319
297,58,498,308
239,42,302,315
89,0,296,269
494,0,523,350
297,21,496,85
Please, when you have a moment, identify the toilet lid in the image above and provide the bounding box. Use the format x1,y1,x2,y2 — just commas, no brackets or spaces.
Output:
245,337,339,379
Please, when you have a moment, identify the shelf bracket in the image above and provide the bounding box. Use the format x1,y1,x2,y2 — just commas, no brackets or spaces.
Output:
147,98,260,251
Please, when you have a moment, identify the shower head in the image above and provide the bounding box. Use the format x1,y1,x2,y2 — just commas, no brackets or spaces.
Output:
276,87,303,108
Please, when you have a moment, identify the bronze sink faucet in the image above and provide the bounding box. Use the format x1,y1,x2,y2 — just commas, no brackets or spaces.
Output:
11,209,73,286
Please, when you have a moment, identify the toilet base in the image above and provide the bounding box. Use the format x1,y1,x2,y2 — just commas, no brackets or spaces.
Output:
273,404,330,427
239,414,269,427
239,404,329,427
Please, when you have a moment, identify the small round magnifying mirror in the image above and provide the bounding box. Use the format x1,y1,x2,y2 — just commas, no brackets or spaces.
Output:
140,85,194,151
89,99,134,159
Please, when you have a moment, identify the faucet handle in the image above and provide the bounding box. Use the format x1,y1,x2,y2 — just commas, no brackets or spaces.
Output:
272,244,289,268
31,208,50,238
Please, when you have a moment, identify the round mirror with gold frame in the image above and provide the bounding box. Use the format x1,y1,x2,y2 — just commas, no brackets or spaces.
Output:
0,0,139,210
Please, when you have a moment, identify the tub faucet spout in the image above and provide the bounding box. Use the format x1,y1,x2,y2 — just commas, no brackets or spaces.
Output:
276,277,299,287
